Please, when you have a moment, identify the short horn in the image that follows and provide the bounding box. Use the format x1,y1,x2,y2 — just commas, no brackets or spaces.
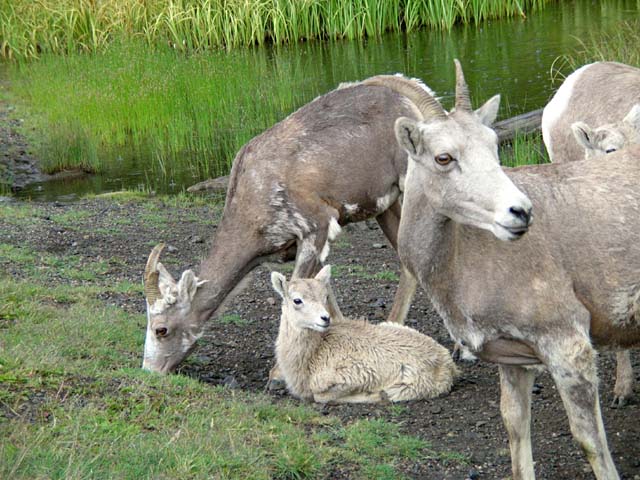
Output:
144,243,165,305
454,59,473,112
362,75,447,121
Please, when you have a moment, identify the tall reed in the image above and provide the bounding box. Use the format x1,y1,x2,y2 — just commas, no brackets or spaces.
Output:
1,0,553,61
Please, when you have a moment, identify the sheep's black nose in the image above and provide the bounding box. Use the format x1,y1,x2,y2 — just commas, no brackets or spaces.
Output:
320,315,330,325
509,206,532,225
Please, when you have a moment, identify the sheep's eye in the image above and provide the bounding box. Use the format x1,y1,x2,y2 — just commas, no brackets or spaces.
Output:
435,153,454,165
605,148,616,154
293,298,303,305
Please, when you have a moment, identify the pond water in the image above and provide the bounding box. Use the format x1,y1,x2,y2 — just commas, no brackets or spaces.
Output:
15,0,640,200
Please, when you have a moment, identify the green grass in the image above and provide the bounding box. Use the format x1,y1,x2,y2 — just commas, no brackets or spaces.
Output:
500,131,549,168
0,197,467,479
552,19,640,82
1,0,553,61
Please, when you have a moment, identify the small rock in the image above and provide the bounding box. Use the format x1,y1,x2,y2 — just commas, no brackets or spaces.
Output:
475,420,487,428
430,405,442,414
467,468,480,479
372,243,386,249
222,375,240,389
190,235,204,244
266,297,276,306
166,245,178,253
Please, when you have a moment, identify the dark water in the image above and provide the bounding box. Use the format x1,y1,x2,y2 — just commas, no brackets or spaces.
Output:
16,0,640,201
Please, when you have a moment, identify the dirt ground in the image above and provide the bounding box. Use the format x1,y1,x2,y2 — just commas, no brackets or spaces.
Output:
2,194,639,480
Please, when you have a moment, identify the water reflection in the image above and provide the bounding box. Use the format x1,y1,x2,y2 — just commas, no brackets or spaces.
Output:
16,0,640,201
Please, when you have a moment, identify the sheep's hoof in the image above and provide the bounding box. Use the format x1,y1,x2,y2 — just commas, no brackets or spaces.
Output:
265,377,287,392
610,395,629,408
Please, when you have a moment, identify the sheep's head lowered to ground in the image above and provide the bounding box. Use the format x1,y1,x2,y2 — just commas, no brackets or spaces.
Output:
572,103,640,159
142,244,208,373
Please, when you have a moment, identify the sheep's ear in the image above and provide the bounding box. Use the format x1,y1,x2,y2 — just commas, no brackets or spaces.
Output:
178,270,205,302
571,121,596,150
271,272,288,299
623,104,640,132
475,94,501,126
157,262,177,301
394,117,423,157
315,265,332,285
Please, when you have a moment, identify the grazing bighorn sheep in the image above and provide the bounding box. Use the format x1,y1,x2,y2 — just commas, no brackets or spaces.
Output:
390,59,639,479
142,74,462,373
542,61,640,407
542,61,640,162
270,265,458,403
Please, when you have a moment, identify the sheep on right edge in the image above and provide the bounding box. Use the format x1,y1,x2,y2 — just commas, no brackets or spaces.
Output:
270,265,458,404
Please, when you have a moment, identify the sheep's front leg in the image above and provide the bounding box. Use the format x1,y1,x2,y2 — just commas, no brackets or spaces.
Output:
499,365,536,480
544,337,620,480
612,350,633,407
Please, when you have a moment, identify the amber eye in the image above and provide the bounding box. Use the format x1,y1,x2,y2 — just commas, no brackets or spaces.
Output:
435,153,454,165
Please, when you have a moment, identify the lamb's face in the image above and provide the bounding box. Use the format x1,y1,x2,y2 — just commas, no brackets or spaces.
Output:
271,266,333,332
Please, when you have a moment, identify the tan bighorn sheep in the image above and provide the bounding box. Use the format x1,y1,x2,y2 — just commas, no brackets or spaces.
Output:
390,59,639,479
542,61,640,162
142,73,501,374
542,61,640,407
270,265,458,403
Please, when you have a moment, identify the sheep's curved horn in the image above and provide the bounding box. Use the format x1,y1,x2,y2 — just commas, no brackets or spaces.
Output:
362,75,447,121
454,59,473,113
144,243,165,305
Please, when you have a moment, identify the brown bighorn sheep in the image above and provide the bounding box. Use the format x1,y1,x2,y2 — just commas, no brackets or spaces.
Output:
391,59,638,479
141,72,502,374
542,61,640,407
270,265,458,403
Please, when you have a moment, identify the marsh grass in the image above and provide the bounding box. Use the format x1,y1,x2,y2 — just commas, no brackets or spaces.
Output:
500,131,549,168
0,197,467,479
2,0,552,61
552,19,640,82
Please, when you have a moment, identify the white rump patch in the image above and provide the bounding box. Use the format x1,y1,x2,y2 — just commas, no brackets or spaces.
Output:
542,63,593,160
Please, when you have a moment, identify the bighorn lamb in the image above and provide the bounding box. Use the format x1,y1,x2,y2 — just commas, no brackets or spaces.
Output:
142,73,501,374
542,61,640,407
270,265,458,403
391,59,638,479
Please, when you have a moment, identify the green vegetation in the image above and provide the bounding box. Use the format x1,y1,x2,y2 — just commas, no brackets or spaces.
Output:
2,0,552,61
500,131,549,168
553,19,640,80
0,198,467,479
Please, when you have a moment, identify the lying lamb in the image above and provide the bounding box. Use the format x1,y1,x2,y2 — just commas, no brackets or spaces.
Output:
270,265,458,403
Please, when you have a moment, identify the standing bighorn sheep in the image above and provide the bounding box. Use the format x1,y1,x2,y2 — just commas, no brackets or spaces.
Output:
390,59,639,479
542,61,640,407
270,265,458,403
141,72,501,374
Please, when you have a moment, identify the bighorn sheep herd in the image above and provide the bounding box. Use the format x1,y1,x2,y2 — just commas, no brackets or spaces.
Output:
142,59,640,479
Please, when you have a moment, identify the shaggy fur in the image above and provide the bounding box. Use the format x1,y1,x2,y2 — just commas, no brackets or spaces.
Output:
271,266,458,404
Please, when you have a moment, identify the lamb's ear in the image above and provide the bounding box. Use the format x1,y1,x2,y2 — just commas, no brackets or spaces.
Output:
271,272,288,299
475,94,501,126
315,265,332,285
178,270,205,302
394,117,423,157
572,121,596,150
623,104,640,132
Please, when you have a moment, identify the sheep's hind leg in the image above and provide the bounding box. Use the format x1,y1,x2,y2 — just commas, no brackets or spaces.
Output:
612,349,634,408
